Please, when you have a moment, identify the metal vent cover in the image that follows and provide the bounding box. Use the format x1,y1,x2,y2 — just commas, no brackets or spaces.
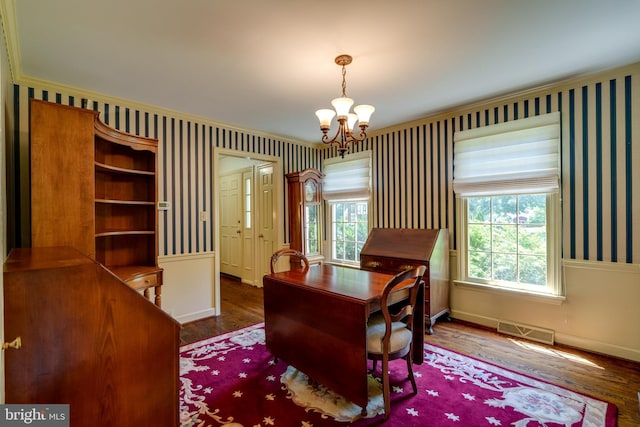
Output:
497,320,555,345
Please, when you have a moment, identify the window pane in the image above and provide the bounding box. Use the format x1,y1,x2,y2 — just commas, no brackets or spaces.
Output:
518,194,546,224
244,177,251,228
519,224,546,255
357,204,368,221
519,254,546,286
356,221,368,242
468,197,491,222
492,224,517,253
469,251,491,280
492,195,517,224
335,221,343,241
344,222,355,239
335,240,344,259
469,224,491,252
342,203,354,222
345,241,356,260
493,253,517,282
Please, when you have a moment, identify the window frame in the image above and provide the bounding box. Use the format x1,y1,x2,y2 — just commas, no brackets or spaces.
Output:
456,192,562,297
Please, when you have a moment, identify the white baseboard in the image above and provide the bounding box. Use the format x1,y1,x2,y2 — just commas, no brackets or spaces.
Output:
554,331,640,363
174,308,217,325
450,309,640,362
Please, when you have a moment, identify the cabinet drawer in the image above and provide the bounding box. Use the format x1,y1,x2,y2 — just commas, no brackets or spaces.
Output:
361,256,429,276
126,273,158,290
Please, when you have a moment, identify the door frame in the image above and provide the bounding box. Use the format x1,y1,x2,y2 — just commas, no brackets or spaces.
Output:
212,147,283,315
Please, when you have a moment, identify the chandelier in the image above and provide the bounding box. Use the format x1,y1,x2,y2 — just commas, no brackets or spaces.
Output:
315,54,375,158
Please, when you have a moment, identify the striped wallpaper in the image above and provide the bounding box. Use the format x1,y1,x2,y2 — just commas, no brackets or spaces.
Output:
10,63,639,263
323,64,639,264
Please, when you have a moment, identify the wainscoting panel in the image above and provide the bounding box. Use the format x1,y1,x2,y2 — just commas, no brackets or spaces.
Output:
450,251,640,362
159,252,216,324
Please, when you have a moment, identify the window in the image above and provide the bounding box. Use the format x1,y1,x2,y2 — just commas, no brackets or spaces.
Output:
460,193,560,294
323,151,371,265
244,175,252,229
330,201,369,263
453,113,562,296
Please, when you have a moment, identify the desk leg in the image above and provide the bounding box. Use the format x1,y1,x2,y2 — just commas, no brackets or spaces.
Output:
413,282,425,364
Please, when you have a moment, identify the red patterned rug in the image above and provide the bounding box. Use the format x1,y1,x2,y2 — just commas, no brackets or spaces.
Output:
179,323,616,427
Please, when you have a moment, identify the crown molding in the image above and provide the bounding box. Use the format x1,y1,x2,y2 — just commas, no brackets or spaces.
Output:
18,74,322,148
0,0,21,81
369,60,640,137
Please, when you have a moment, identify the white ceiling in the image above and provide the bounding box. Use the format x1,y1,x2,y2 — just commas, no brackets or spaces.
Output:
8,0,640,143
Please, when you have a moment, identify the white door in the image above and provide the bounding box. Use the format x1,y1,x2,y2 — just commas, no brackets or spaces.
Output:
220,172,243,278
257,163,276,280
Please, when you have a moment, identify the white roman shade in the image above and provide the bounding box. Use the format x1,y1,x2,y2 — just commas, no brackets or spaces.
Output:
453,112,561,197
322,151,371,201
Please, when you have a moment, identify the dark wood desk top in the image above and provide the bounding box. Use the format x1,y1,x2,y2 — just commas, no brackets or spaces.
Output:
268,264,397,303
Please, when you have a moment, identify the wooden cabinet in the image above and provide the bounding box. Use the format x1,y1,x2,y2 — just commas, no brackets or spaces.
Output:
360,228,450,334
3,247,180,427
286,168,324,266
30,99,162,305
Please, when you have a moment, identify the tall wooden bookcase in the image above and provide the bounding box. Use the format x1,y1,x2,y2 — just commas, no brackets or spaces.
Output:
30,99,162,304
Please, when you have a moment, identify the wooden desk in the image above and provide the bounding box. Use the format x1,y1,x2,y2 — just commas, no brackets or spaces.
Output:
263,264,424,411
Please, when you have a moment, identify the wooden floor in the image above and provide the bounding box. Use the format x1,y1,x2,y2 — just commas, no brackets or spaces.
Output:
181,275,640,427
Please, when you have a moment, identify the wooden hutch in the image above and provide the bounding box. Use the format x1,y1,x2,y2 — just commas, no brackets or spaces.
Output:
30,99,163,304
2,99,180,425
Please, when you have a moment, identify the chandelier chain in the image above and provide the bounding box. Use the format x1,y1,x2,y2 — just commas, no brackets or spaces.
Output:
341,64,347,97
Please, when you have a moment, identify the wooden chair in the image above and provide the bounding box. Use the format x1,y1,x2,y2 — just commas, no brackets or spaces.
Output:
366,265,426,419
269,249,310,274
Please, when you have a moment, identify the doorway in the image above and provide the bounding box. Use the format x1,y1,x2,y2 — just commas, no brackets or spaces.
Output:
213,148,283,315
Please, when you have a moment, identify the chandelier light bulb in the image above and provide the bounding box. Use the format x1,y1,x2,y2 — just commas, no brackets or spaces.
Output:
315,109,336,131
346,113,358,133
354,104,375,126
331,97,354,118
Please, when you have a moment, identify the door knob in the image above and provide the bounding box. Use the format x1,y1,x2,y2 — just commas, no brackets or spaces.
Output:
258,234,264,238
2,336,21,350
236,230,241,234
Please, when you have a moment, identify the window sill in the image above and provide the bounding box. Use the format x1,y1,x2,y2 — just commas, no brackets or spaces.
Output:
323,261,361,270
453,280,566,305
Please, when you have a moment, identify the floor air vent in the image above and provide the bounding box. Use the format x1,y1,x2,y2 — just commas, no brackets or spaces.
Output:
497,320,555,345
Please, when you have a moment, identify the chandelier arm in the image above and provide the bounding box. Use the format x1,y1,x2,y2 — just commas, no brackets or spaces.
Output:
321,124,344,145
349,130,367,143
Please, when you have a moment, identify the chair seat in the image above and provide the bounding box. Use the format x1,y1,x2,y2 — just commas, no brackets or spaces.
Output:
367,314,413,355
